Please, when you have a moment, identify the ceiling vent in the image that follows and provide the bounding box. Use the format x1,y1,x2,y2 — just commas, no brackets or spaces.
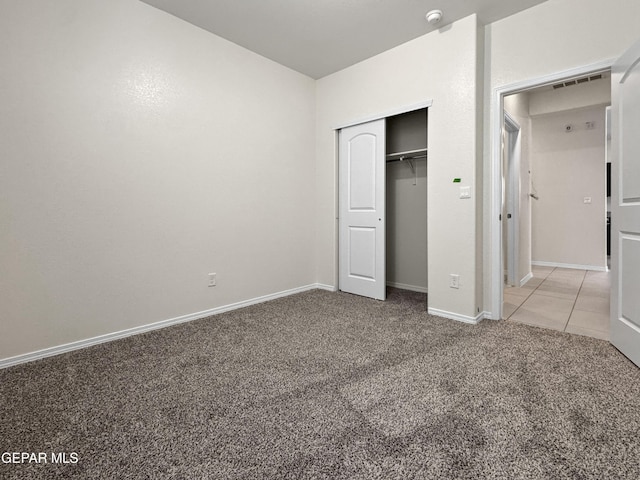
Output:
552,74,603,90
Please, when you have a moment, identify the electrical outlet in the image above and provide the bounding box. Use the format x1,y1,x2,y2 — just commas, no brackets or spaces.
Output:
208,273,216,287
450,274,459,289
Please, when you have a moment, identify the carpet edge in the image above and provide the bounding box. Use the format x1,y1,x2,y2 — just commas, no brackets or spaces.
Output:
0,283,334,369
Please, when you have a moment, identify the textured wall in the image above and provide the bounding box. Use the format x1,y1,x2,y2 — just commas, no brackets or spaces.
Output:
0,0,316,360
530,106,607,268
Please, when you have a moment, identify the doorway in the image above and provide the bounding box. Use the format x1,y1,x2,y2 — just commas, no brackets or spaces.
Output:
386,109,428,295
491,62,611,319
495,66,612,339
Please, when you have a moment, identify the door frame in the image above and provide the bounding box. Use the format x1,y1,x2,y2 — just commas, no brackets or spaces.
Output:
489,60,614,320
504,111,521,287
333,99,433,293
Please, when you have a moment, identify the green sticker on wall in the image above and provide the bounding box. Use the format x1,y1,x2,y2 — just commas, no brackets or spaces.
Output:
453,178,461,183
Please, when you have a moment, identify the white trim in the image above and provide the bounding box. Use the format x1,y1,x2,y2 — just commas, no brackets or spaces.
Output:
531,261,607,272
0,284,332,369
519,272,534,287
333,100,433,130
386,281,428,293
316,283,338,292
428,307,484,325
490,58,615,322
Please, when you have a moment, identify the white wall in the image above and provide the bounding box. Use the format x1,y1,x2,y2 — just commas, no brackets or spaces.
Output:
316,15,483,320
484,0,640,312
0,0,316,361
530,106,607,268
504,93,532,284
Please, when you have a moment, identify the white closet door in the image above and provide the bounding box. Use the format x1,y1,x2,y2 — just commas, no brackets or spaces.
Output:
339,119,386,300
610,37,640,367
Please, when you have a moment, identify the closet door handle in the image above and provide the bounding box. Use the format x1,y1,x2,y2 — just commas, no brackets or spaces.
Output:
507,213,512,219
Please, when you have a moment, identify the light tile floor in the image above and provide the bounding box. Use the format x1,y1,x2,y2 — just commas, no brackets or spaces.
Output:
503,266,610,340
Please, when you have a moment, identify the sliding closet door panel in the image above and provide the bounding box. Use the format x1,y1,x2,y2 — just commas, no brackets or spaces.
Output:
339,119,386,300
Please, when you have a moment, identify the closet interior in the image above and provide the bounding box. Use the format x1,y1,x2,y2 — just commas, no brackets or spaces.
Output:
385,108,428,293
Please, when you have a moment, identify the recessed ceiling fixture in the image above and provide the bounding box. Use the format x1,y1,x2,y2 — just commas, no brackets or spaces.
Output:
426,9,443,25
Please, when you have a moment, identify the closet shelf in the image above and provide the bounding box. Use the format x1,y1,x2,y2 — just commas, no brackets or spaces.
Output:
385,148,427,179
385,148,427,162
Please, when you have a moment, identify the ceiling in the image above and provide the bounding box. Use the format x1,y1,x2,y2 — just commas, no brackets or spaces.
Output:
140,0,549,79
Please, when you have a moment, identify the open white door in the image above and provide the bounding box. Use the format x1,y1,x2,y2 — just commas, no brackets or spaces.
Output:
610,37,640,367
504,113,521,287
339,119,386,300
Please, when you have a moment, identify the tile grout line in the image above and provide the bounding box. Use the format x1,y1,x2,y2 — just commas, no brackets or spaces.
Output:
505,267,554,320
564,269,588,332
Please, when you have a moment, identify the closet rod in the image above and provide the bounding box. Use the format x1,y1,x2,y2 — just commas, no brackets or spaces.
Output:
385,154,427,163
385,147,427,162
386,147,427,157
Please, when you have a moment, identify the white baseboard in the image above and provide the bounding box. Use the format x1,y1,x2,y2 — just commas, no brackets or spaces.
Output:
531,261,607,272
386,282,428,293
520,272,534,287
315,283,338,292
428,307,484,325
0,283,331,370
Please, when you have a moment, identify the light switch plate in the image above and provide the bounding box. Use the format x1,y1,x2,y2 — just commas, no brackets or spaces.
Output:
460,186,471,199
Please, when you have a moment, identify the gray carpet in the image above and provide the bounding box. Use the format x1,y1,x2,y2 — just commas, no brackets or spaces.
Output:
1,288,639,479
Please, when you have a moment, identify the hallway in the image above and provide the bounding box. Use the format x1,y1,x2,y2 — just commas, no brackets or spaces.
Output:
503,266,610,340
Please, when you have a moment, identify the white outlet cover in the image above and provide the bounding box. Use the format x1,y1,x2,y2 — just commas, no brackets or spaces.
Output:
584,197,592,204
